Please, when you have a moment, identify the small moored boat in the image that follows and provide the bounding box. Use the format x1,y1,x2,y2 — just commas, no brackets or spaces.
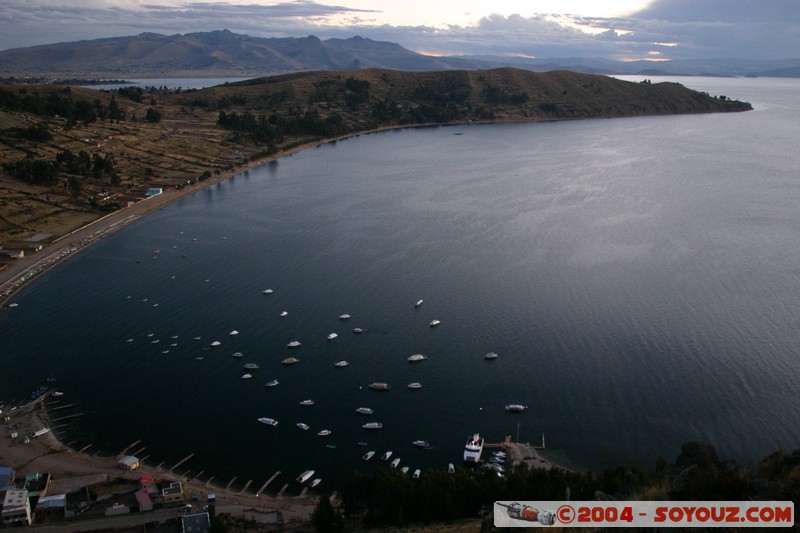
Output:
327,333,338,340
339,314,351,320
407,354,427,362
429,320,441,327
448,463,455,474
334,361,349,368
390,458,401,468
265,379,279,387
318,429,332,436
381,451,393,461
243,363,259,370
362,422,383,430
263,289,273,294
362,451,375,461
401,466,409,474
505,404,528,412
413,469,421,479
232,352,244,358
282,357,300,365
413,440,431,449
407,382,422,389
300,399,315,406
258,417,278,426
352,328,365,334
241,373,253,379
484,352,499,360
210,340,221,347
310,478,321,488
296,470,315,483
368,382,390,391
287,340,301,348
415,299,423,308
356,407,373,415
280,311,288,317
229,330,239,336
297,422,310,430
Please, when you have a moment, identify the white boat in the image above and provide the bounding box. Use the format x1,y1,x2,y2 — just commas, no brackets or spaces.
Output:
282,357,300,365
334,361,349,368
356,407,373,415
265,379,279,387
263,289,273,294
413,469,421,479
280,311,288,317
300,399,315,406
317,429,331,436
505,404,528,412
327,333,338,340
241,373,253,379
407,354,427,362
195,356,203,360
258,417,278,426
339,314,351,319
390,458,401,468
407,382,422,389
484,352,499,360
463,433,484,463
210,340,221,347
401,466,409,474
310,478,321,488
32,428,51,438
51,391,64,397
297,423,310,431
229,330,239,336
415,299,423,308
232,352,244,358
352,328,365,334
287,340,301,348
413,440,431,449
362,451,375,461
243,363,259,370
448,463,455,474
362,422,383,430
368,382,390,391
296,470,315,483
381,451,393,461
429,320,441,327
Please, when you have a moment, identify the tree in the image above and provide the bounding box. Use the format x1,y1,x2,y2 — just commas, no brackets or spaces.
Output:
313,494,343,532
145,107,162,123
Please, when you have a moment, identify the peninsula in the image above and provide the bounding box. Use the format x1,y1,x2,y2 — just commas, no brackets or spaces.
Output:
0,68,750,296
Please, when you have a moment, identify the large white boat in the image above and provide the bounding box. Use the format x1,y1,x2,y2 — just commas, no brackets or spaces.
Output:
463,433,484,463
258,417,278,427
296,470,315,483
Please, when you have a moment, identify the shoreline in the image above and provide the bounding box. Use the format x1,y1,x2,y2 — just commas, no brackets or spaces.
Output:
0,393,318,521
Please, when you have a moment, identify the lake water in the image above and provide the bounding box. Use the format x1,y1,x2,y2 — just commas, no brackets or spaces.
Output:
2,76,800,491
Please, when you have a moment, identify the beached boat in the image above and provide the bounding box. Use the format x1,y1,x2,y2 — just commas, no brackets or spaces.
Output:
297,423,309,431
243,363,259,370
287,340,301,348
317,429,332,436
355,407,373,415
339,314,351,319
258,417,278,426
368,382,390,391
265,379,279,387
32,428,51,438
390,458,401,468
407,383,422,389
310,478,321,488
241,374,252,379
327,333,338,340
296,470,315,483
413,440,431,449
362,422,383,430
484,352,499,360
413,469,421,479
381,451,393,461
407,354,427,362
505,404,528,412
463,433,484,463
300,399,315,406
334,361,349,368
429,320,441,327
229,330,239,336
362,451,375,461
282,357,300,365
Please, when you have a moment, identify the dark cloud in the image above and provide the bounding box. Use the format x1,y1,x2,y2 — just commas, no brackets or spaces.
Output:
633,0,799,24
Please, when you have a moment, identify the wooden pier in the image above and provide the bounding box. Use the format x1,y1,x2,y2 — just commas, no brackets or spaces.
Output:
256,471,280,496
169,453,194,471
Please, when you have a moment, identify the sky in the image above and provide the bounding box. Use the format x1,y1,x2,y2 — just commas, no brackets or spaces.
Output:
0,0,797,62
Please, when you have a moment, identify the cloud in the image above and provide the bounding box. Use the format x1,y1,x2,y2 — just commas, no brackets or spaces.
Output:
632,0,799,24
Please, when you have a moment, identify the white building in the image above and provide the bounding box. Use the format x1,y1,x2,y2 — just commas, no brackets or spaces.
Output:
2,489,31,526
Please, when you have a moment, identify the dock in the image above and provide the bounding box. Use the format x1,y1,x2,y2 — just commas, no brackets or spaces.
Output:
169,453,194,471
256,471,280,496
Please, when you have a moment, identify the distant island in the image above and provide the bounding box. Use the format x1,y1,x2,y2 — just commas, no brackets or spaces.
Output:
0,68,750,295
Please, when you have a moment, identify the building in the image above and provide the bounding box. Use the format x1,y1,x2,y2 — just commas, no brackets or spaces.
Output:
145,187,163,197
34,494,66,520
117,455,139,470
162,481,184,505
0,249,24,259
0,466,15,499
140,473,158,496
134,489,153,512
2,489,31,526
182,511,211,533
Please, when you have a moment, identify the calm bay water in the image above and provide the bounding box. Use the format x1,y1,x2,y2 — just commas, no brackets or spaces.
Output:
2,76,800,490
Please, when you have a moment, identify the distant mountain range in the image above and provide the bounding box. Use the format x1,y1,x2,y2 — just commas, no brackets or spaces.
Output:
0,29,798,78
